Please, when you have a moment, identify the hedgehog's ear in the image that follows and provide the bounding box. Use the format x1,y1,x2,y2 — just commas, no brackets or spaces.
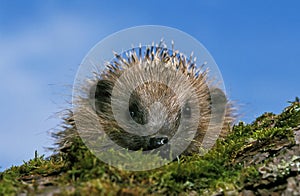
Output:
90,79,114,114
210,88,227,117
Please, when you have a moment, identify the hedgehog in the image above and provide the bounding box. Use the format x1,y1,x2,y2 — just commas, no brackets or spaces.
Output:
53,41,234,161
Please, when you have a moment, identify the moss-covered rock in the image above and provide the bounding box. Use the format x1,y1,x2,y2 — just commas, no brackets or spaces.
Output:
1,98,299,195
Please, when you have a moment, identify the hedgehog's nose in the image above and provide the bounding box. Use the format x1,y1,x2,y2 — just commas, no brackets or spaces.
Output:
149,136,169,149
160,137,168,145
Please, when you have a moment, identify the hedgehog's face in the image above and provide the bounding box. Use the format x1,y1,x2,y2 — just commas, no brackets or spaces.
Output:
87,45,230,154
92,78,196,151
90,70,228,155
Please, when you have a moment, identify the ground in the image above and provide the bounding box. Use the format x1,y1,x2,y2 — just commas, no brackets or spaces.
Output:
1,98,300,195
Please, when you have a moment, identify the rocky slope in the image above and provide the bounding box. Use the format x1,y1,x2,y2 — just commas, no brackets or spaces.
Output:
0,98,299,195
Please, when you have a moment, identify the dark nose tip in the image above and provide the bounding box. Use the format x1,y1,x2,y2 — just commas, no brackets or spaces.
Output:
149,136,169,149
160,137,168,145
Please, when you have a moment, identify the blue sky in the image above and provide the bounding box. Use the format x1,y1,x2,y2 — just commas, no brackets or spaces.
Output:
0,0,299,171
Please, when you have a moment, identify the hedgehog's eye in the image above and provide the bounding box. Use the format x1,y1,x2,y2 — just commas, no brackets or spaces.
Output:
128,102,148,125
129,103,139,118
130,111,136,118
182,103,191,118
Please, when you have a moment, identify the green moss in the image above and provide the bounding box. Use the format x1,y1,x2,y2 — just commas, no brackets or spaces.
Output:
1,98,299,195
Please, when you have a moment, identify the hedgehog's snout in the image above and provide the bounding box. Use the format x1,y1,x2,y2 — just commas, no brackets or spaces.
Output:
160,137,169,145
149,136,169,149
